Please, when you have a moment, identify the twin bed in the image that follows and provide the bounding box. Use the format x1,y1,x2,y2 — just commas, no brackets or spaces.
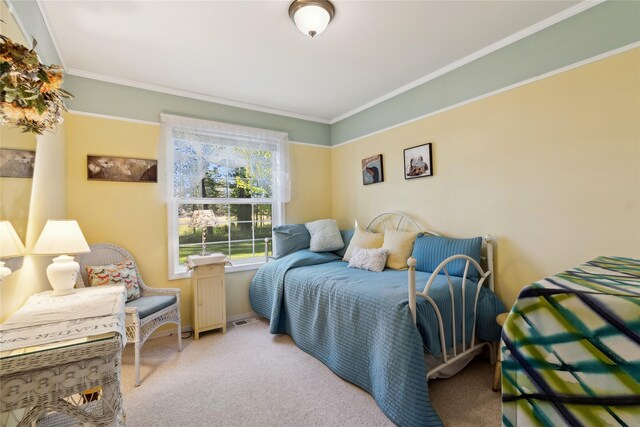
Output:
249,213,504,426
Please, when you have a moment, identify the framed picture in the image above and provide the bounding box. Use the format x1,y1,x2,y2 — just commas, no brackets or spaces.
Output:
87,155,158,183
362,154,384,185
404,143,433,179
0,148,36,178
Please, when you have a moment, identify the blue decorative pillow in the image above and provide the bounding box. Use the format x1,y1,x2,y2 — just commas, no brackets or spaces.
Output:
272,224,310,258
411,235,483,279
334,229,354,258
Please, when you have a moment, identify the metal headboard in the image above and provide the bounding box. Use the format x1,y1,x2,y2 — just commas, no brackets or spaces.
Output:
365,211,438,236
364,211,494,292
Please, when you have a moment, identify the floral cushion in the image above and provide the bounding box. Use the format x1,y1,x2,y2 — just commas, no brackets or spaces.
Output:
86,259,141,302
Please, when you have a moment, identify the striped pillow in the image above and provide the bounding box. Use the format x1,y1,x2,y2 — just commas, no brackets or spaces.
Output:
412,236,482,280
86,259,141,301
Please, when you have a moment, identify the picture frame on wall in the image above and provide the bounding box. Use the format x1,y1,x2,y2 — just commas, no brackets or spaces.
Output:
87,155,158,183
362,154,384,185
0,148,36,178
404,143,433,179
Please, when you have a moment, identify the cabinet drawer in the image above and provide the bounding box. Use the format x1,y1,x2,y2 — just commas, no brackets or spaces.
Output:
198,263,224,276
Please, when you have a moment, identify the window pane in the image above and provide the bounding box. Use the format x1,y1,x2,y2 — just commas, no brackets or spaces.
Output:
229,204,252,224
254,204,272,239
231,177,252,198
230,222,253,242
229,240,255,260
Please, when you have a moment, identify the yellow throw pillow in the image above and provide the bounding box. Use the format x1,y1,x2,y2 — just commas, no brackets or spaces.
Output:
342,227,384,261
382,230,420,269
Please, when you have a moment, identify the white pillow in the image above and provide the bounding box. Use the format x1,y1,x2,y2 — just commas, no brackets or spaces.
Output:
348,247,389,273
342,226,384,262
305,219,345,252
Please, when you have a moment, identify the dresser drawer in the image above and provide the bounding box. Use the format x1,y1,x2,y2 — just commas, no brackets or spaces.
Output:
197,263,224,276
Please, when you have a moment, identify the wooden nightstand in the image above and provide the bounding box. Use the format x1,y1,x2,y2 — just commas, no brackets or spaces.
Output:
190,261,227,339
492,312,509,391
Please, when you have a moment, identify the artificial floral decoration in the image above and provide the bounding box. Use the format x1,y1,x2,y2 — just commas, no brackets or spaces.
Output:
0,35,73,134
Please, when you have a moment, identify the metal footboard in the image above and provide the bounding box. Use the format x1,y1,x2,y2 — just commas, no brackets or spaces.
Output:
408,235,494,378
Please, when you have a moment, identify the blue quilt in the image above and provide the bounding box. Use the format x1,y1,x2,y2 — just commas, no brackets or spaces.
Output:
249,249,504,426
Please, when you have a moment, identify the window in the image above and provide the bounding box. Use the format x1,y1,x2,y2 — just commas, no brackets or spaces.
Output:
162,114,289,278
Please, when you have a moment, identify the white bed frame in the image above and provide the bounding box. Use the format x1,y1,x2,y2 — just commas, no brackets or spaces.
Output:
264,212,496,379
366,212,495,379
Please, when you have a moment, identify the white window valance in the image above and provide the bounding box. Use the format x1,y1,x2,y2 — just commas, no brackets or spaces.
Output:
160,113,291,203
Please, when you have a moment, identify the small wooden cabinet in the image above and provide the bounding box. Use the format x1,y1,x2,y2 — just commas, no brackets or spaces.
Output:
191,262,226,339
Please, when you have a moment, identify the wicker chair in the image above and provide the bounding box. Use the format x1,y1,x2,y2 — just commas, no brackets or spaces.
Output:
75,243,182,386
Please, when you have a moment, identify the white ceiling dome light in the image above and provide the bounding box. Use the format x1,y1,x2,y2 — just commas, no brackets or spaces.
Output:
289,0,335,38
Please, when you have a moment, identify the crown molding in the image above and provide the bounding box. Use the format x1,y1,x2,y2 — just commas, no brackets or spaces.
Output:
329,0,605,124
65,68,332,125
331,41,640,148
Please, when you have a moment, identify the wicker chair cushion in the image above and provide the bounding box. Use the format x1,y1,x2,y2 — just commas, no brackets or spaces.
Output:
86,259,141,302
126,295,177,319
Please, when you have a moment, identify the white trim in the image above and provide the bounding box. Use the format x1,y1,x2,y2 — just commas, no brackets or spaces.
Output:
226,311,258,323
170,260,264,281
35,0,67,69
289,140,331,149
331,42,640,148
148,324,193,340
66,44,639,151
67,111,330,148
329,0,605,124
68,109,160,126
66,68,332,124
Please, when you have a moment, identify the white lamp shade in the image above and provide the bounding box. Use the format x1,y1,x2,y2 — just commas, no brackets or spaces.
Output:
189,210,218,228
293,5,331,37
32,220,90,255
0,220,26,258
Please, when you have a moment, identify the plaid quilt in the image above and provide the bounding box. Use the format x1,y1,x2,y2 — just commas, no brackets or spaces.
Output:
502,256,640,426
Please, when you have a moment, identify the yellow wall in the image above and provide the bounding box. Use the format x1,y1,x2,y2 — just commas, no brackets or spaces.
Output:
65,114,332,325
1,3,68,321
331,49,640,307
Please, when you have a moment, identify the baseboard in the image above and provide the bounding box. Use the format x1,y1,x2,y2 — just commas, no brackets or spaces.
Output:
226,311,257,323
146,312,258,340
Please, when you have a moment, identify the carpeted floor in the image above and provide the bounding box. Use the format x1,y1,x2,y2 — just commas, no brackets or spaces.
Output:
120,319,501,426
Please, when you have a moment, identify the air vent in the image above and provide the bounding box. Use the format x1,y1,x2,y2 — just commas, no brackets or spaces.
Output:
232,317,259,327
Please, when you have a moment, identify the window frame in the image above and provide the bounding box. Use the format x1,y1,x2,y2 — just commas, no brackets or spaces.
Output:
163,115,288,280
168,198,283,279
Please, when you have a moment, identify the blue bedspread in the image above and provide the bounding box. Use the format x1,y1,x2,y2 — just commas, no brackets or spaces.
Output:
249,250,504,426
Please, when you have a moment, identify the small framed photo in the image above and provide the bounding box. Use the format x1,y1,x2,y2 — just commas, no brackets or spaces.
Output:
404,143,433,179
362,154,384,185
0,148,36,178
87,155,158,183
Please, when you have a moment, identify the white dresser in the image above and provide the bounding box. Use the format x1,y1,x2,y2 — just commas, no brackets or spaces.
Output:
189,258,227,339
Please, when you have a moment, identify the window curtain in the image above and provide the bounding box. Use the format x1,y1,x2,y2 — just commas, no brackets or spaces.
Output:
159,114,290,203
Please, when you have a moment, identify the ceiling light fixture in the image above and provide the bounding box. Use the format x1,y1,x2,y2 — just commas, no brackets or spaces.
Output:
289,0,335,38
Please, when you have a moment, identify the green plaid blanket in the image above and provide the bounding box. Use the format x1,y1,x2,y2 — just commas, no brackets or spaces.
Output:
502,256,640,426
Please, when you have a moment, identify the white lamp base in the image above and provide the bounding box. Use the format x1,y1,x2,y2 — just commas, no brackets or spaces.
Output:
47,255,80,296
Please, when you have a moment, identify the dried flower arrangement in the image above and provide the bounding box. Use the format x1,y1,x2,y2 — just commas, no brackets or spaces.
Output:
0,35,73,134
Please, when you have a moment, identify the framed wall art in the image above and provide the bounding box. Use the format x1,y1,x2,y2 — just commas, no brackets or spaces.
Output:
362,154,384,185
87,155,158,183
404,143,432,179
0,148,36,178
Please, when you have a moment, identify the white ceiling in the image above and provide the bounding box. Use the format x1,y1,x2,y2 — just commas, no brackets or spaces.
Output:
38,0,584,123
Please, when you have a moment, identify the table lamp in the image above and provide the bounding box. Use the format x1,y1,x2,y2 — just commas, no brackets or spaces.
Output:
31,219,91,295
0,220,26,279
189,210,218,256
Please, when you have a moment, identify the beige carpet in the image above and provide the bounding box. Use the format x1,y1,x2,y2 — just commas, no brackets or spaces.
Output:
120,319,501,426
